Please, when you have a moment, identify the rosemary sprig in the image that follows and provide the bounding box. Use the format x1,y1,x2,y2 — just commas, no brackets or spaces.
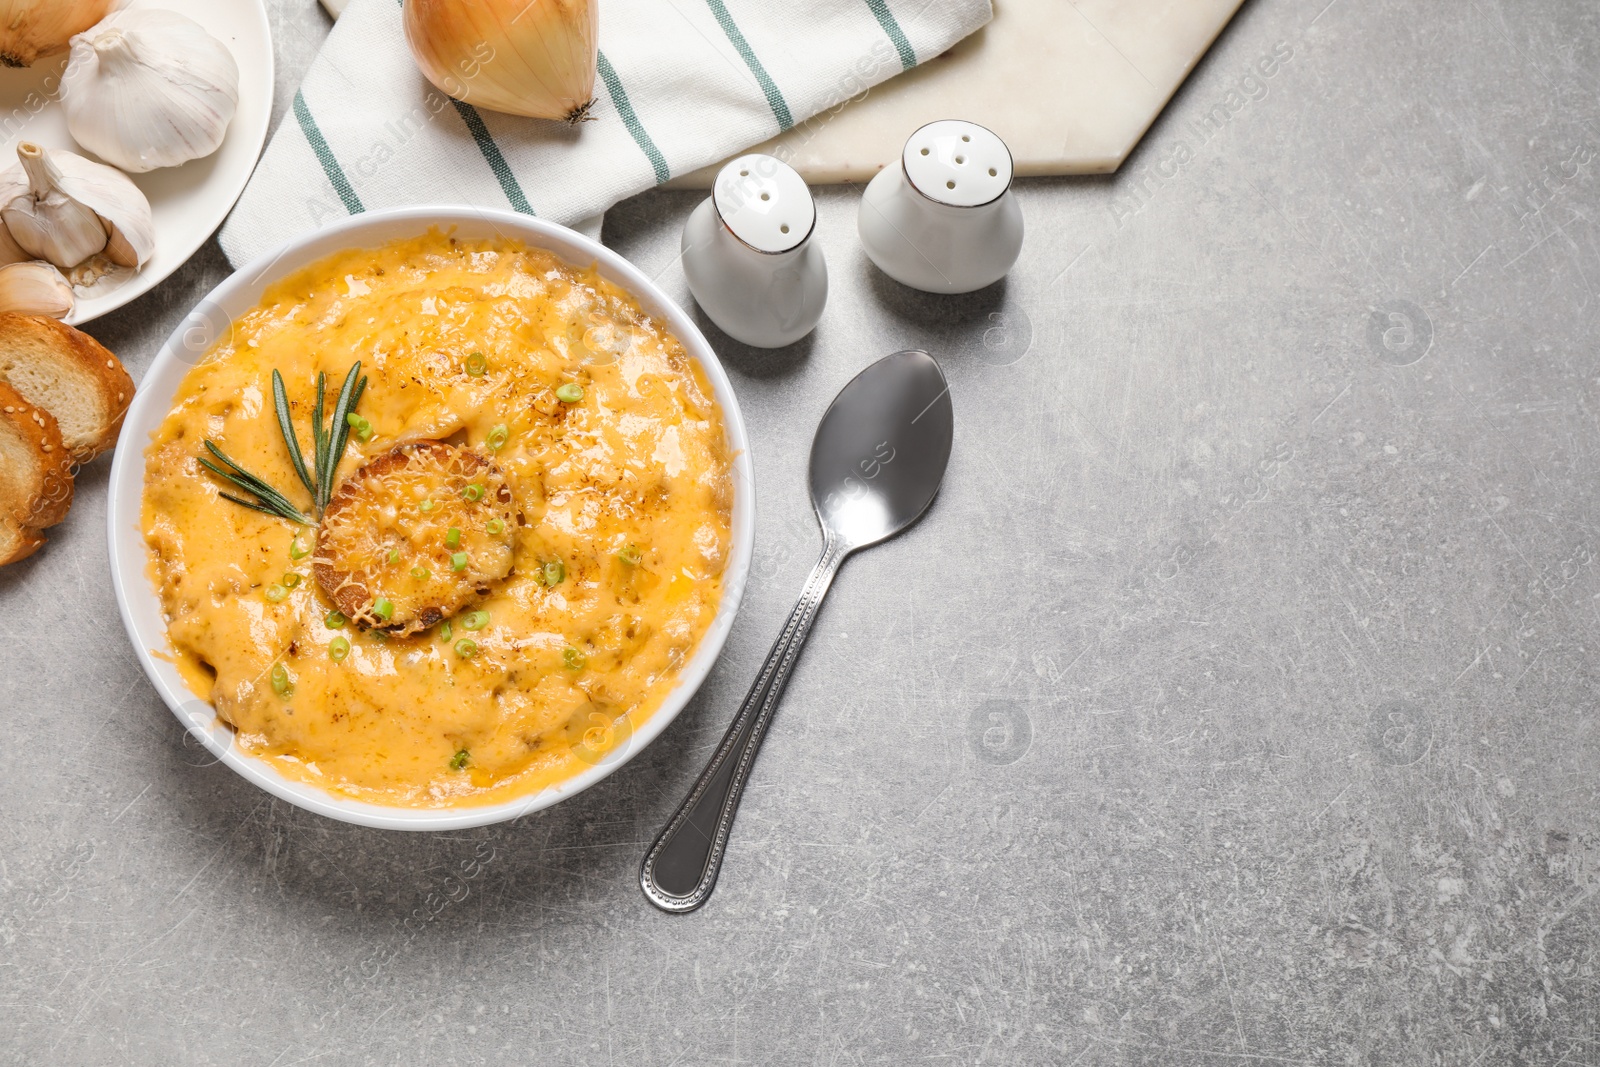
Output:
199,441,310,524
311,373,327,495
271,370,316,501
201,361,368,524
217,492,295,519
316,363,366,514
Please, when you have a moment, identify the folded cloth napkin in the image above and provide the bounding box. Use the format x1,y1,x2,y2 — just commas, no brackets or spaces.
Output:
218,0,992,266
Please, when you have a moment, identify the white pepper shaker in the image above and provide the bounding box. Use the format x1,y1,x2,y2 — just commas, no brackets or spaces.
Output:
858,120,1024,294
682,153,828,348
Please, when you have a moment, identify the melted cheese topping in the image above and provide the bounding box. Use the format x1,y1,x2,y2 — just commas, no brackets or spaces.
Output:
141,231,734,807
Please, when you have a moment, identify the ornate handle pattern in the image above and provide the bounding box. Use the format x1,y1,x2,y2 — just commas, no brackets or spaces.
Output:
640,535,848,913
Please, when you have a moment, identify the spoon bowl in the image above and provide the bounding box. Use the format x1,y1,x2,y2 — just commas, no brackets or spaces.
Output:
641,350,954,912
810,349,954,549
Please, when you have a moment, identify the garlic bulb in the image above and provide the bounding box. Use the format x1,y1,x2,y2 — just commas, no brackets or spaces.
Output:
0,143,155,271
61,10,240,174
0,261,74,319
0,221,29,267
0,0,112,68
404,0,597,123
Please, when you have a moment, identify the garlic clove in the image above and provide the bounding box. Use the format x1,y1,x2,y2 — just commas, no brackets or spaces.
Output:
0,143,154,271
0,0,113,68
0,261,75,319
62,10,240,174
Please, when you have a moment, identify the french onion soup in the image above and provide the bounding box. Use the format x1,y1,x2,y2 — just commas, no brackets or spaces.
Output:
141,231,734,806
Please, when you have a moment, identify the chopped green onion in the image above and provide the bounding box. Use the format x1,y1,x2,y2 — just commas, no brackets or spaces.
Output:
465,352,488,376
542,560,565,586
289,537,310,560
462,483,484,502
440,621,452,641
450,749,470,770
372,598,394,622
346,412,373,442
386,548,400,564
451,552,469,572
419,499,436,513
446,527,462,548
555,383,584,403
562,647,586,671
411,566,430,580
454,638,477,658
618,544,643,566
486,518,505,536
282,572,302,589
264,583,288,603
369,629,389,642
270,662,293,696
462,610,490,631
328,636,350,662
486,424,509,451
325,610,347,629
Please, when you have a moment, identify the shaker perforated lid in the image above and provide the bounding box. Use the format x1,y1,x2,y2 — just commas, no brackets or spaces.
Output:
901,120,1013,208
712,154,815,254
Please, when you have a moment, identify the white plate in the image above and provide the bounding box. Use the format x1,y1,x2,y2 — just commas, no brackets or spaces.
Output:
106,207,757,831
0,0,274,325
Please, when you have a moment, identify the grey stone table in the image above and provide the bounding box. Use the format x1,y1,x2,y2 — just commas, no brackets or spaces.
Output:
5,0,1598,1062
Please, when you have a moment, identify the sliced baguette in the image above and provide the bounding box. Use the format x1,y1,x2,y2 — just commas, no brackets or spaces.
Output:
0,380,73,529
0,313,134,460
0,514,44,566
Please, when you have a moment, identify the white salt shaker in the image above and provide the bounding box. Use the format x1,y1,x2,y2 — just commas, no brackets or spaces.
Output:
682,154,827,348
858,120,1024,294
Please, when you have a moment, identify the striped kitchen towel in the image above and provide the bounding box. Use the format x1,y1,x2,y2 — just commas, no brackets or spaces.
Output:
218,0,992,266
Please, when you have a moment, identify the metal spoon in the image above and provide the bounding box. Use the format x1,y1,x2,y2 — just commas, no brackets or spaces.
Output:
640,349,955,913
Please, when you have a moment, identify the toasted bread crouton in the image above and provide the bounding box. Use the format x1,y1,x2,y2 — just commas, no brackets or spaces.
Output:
315,441,517,634
0,313,133,460
0,380,73,530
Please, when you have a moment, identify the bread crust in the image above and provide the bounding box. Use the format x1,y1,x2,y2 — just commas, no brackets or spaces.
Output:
0,380,73,530
0,313,134,461
0,516,44,566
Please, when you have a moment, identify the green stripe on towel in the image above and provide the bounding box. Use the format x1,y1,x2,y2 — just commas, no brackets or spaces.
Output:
293,90,364,215
448,99,535,215
597,51,671,185
704,0,793,131
386,0,532,214
863,0,916,70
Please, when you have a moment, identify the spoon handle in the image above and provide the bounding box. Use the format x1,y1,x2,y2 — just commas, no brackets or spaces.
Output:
640,535,848,913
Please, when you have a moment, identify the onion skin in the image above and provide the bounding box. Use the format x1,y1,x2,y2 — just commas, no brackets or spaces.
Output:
404,0,598,123
0,0,114,68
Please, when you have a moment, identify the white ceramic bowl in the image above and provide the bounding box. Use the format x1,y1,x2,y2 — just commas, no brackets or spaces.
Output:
107,207,755,831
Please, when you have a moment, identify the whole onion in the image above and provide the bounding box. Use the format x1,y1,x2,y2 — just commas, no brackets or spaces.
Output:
0,0,114,68
403,0,598,123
